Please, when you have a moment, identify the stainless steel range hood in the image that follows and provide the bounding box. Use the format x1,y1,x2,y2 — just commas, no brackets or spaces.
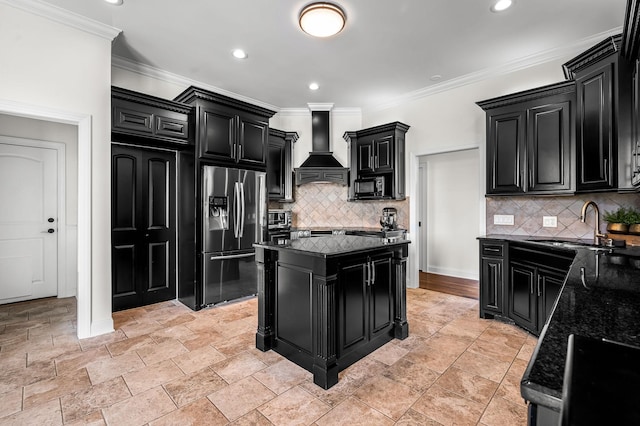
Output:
294,108,349,185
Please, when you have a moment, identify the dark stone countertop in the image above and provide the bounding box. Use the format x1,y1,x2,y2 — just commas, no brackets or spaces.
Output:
254,234,410,258
481,235,640,411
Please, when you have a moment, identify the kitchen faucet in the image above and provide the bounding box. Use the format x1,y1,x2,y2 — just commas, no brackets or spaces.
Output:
580,200,607,245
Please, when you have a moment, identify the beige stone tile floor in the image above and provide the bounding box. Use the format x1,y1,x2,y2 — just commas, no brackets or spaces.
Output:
0,288,537,425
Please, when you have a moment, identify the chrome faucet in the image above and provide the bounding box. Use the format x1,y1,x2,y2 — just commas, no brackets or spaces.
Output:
580,200,607,245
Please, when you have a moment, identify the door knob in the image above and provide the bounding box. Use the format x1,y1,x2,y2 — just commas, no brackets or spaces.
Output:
47,228,55,233
48,218,54,223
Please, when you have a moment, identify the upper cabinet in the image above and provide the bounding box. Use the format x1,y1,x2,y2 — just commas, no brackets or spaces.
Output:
344,122,410,201
623,0,640,187
268,128,298,202
111,86,193,147
563,35,634,192
174,86,276,170
477,82,576,196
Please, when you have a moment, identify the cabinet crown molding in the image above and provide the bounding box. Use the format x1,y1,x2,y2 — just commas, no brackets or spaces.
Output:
476,81,576,111
174,86,276,118
562,34,622,79
112,86,192,114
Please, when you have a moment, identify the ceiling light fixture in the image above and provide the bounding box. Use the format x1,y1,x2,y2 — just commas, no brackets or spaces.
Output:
232,49,248,59
309,82,320,90
299,2,346,37
491,0,513,12
104,0,123,5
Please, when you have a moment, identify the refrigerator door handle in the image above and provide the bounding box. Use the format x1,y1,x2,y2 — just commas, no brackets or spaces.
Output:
234,181,241,239
239,182,246,237
209,252,254,261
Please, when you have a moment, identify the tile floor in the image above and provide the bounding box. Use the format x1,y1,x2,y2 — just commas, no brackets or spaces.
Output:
0,288,536,425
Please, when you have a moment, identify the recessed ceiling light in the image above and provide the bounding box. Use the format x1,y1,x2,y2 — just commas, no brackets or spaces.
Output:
232,49,248,59
104,0,123,5
299,3,346,37
309,82,320,91
491,0,513,12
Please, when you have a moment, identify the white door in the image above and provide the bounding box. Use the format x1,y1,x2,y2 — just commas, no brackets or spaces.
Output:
0,143,58,304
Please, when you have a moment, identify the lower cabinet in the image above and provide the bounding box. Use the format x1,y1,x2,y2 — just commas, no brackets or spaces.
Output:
480,241,506,318
337,252,394,358
508,245,573,335
479,239,573,336
255,242,409,389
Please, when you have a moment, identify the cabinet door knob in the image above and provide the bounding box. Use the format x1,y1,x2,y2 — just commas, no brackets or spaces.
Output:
47,228,55,233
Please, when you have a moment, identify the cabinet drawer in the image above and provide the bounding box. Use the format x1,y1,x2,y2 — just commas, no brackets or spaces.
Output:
114,106,153,134
155,115,189,140
482,244,504,257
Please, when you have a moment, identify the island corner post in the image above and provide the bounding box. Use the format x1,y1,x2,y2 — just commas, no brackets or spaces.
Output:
254,239,409,389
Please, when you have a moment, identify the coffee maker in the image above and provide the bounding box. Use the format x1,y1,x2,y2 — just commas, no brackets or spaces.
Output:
380,207,398,230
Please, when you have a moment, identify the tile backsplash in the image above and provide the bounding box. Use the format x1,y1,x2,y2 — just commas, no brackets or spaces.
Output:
486,193,640,238
271,183,410,229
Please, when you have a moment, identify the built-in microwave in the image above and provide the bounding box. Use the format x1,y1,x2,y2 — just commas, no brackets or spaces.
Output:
354,176,385,198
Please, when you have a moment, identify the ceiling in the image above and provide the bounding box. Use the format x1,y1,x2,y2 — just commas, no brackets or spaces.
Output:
41,0,628,110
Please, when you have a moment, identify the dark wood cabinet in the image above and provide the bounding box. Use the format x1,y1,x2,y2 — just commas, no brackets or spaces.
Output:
337,252,394,358
175,86,276,170
268,128,298,202
111,145,177,311
623,2,640,187
343,122,410,201
256,240,408,388
507,244,573,335
478,82,575,195
111,86,192,147
355,134,394,174
508,261,538,332
563,34,634,192
479,241,506,318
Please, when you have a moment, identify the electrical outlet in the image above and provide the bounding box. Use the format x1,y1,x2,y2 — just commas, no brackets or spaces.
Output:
494,214,514,226
543,216,558,228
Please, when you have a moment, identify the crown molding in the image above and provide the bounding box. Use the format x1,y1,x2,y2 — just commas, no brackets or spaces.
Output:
307,103,334,111
366,26,623,113
112,55,281,113
276,107,361,117
0,0,121,40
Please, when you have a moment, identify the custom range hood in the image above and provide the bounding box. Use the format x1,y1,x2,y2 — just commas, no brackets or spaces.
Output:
294,105,349,185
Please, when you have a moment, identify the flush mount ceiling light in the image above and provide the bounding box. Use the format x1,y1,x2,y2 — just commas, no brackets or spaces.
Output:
299,2,346,37
104,0,123,5
491,0,513,12
232,49,248,59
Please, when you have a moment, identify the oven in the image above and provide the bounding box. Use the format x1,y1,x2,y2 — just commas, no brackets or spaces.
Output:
267,209,292,245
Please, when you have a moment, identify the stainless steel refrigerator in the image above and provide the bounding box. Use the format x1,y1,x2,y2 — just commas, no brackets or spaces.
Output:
202,165,266,306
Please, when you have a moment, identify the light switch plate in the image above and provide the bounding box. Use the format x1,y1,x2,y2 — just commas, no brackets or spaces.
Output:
543,216,558,228
494,214,514,225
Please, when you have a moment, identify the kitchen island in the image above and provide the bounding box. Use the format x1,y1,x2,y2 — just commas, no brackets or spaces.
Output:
254,234,409,389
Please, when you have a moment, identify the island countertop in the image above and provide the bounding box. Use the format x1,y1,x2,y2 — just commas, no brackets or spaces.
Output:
254,234,410,258
480,235,640,411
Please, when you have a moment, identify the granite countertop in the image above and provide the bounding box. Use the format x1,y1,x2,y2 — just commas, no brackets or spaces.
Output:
254,234,410,257
481,235,640,410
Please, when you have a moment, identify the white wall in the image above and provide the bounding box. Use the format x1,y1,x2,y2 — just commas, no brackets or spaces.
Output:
0,2,116,337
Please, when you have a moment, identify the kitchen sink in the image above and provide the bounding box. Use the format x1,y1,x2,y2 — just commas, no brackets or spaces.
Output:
526,239,612,251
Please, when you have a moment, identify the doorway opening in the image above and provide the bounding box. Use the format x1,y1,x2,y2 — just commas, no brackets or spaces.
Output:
417,147,482,298
0,100,92,338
